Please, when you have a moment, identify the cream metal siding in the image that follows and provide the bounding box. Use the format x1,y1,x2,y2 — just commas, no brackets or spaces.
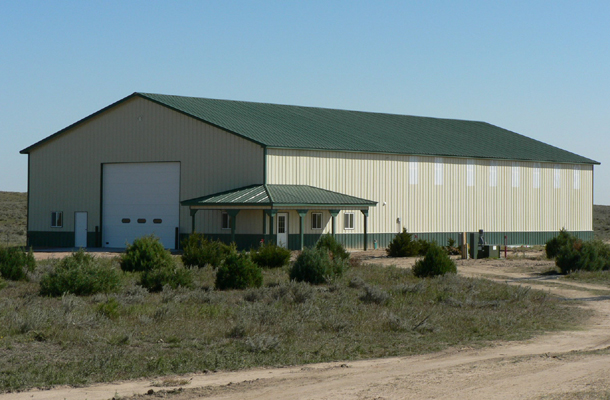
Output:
266,149,593,235
27,97,264,236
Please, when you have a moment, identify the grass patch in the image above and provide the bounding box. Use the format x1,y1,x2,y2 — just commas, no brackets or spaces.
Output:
0,257,588,393
562,270,610,286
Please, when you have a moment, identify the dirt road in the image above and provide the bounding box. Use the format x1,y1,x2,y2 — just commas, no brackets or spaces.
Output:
5,251,610,400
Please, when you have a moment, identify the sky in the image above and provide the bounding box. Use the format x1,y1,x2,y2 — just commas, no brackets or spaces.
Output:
1,1,609,204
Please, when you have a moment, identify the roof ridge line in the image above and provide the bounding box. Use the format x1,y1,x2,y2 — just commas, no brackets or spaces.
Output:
262,184,274,205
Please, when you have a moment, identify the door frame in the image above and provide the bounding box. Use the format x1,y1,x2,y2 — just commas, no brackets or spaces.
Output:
74,211,88,248
276,212,289,248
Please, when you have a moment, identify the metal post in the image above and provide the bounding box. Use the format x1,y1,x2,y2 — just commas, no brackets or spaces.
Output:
266,210,277,245
297,210,308,250
329,210,340,237
227,210,240,245
361,209,369,251
190,209,198,233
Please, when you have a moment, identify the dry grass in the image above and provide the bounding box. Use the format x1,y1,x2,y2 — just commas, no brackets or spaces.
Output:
0,256,588,393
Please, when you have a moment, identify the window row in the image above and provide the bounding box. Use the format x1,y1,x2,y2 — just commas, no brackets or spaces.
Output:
220,212,355,230
407,159,582,189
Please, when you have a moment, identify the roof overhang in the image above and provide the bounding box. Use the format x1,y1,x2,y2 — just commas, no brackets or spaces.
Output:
181,184,377,210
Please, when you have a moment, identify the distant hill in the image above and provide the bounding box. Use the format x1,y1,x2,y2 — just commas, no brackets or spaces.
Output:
0,191,609,247
0,191,27,246
593,205,610,242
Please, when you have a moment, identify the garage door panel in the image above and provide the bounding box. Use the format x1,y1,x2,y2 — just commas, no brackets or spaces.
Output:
102,163,180,249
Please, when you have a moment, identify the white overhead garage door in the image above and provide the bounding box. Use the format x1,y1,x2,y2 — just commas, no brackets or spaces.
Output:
102,162,180,249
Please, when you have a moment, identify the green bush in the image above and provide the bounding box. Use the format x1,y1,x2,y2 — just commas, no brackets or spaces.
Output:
215,252,263,290
250,242,291,268
412,242,457,278
316,234,350,261
140,264,193,292
181,233,235,268
97,297,121,319
555,239,609,274
289,247,345,285
120,235,174,272
0,247,35,281
39,250,121,296
386,229,431,257
546,229,576,259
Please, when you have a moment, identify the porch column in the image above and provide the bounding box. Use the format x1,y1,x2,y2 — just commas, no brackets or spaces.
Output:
297,210,309,250
265,210,277,245
329,210,340,237
262,211,267,244
227,209,240,244
361,209,369,251
190,209,198,233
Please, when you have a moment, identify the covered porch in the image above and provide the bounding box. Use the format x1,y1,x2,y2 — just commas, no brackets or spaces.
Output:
181,184,377,250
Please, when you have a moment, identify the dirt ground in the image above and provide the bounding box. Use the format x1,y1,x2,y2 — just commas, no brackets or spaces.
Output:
6,249,610,400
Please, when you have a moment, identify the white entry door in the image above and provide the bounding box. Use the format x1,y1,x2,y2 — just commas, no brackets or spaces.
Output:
74,212,88,248
277,213,288,248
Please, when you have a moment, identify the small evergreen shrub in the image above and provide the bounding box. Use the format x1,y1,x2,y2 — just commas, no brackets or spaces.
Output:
97,297,121,319
316,234,350,261
39,250,121,296
0,247,35,281
250,242,291,268
555,240,609,274
181,233,234,268
120,235,174,272
545,229,576,259
412,242,457,278
140,265,193,292
386,228,422,257
215,252,263,290
289,247,345,285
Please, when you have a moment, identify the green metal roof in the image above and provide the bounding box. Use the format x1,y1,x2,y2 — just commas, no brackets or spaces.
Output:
21,92,598,165
181,184,377,208
138,93,598,165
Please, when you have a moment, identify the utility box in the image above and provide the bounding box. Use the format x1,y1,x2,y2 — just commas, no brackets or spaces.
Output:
479,245,501,259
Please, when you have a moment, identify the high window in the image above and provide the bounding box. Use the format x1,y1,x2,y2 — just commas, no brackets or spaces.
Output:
434,157,443,186
489,161,497,187
467,159,475,187
409,156,418,185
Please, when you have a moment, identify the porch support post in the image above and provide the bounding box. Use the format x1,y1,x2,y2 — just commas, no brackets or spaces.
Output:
262,211,267,244
297,210,308,250
226,209,240,245
361,209,369,251
265,210,277,245
190,209,198,233
329,210,340,237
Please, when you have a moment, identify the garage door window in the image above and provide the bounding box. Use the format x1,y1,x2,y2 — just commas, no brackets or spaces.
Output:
51,211,63,228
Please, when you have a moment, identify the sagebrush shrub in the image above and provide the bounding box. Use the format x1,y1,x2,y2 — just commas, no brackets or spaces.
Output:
412,242,457,278
289,247,345,285
386,229,423,257
546,229,576,259
316,234,350,261
556,240,608,274
181,233,234,268
0,247,35,281
250,242,291,268
120,235,174,272
140,265,193,292
39,250,121,296
215,252,263,290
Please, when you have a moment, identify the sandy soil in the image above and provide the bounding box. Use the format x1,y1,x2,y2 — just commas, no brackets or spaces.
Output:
5,249,610,400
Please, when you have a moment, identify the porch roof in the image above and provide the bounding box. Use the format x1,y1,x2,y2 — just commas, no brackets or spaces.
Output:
181,184,377,209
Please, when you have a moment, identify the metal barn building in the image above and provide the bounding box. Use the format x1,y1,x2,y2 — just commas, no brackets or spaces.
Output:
20,93,599,250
